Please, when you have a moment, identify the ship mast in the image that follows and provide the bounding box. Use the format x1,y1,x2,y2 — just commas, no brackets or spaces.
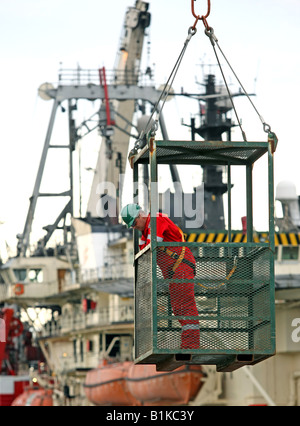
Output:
189,73,243,230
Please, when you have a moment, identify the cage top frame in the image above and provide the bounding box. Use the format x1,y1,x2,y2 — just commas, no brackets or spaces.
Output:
133,139,270,166
132,137,275,249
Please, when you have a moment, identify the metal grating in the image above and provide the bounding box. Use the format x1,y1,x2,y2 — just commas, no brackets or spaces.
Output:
135,249,153,358
136,141,268,166
135,243,274,359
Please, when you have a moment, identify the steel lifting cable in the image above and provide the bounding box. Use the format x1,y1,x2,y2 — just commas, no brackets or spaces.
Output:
139,27,197,143
198,8,275,140
204,27,248,141
130,0,277,160
128,28,196,162
208,30,273,135
131,1,212,154
139,1,212,140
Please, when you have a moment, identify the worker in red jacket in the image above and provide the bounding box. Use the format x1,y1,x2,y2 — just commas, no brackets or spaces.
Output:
121,204,200,350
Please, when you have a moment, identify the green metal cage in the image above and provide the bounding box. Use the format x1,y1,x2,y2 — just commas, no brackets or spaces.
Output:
132,139,276,372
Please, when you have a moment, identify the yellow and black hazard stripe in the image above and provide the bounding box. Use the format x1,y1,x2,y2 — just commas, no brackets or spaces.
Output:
275,233,300,246
184,232,300,246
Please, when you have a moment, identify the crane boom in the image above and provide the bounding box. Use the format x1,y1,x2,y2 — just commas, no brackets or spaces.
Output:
86,1,150,217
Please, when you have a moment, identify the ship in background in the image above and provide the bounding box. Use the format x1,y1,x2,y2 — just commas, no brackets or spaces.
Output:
1,0,300,406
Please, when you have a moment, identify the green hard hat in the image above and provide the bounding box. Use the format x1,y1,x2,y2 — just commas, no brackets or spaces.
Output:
121,204,141,228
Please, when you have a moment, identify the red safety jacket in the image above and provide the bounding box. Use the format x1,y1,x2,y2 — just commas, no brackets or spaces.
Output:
139,213,196,278
139,213,199,349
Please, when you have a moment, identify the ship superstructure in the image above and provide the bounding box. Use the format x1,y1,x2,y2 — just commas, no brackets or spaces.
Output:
0,1,152,405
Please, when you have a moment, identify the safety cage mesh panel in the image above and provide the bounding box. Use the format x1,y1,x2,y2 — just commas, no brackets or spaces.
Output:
135,249,153,358
155,146,258,164
135,244,273,357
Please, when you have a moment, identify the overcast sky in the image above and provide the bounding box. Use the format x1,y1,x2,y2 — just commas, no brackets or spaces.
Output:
0,0,299,258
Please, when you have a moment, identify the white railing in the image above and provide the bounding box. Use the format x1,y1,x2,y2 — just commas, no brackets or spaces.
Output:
79,262,133,284
57,67,155,88
0,261,134,302
41,304,134,338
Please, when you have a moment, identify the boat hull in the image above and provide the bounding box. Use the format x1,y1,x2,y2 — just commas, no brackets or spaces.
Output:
84,361,203,406
11,389,53,406
84,361,141,406
127,364,203,406
0,376,30,406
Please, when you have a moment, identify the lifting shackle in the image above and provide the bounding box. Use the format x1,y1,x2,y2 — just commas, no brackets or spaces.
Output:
191,0,211,30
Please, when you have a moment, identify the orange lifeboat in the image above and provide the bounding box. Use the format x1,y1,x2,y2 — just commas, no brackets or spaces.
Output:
11,388,53,406
84,361,203,406
84,360,141,406
127,364,203,406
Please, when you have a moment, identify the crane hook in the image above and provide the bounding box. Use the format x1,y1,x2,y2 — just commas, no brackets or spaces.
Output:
191,0,211,20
